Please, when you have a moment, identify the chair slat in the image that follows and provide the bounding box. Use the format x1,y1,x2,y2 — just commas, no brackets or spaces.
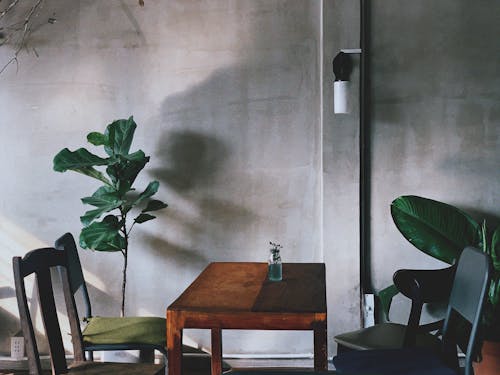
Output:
36,268,68,374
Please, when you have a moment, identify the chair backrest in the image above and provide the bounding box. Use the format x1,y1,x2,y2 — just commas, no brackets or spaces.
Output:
54,232,92,319
13,248,86,375
393,264,456,347
441,246,491,375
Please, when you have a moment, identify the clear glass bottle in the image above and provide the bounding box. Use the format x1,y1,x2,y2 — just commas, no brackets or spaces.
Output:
268,244,282,281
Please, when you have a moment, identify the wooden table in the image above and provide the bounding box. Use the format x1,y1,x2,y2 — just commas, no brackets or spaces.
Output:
167,262,327,375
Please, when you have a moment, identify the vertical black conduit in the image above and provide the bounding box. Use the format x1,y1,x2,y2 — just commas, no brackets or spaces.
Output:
359,0,372,326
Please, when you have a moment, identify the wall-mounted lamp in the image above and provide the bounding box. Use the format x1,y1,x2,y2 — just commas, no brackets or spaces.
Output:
333,49,361,114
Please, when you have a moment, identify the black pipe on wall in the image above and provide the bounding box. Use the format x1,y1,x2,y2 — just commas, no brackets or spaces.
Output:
359,0,372,326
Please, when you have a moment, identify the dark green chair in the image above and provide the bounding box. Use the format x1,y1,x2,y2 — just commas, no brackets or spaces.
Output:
55,233,167,362
335,265,455,352
333,247,491,375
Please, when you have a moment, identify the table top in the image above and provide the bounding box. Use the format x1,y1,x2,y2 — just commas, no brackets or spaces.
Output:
168,262,326,314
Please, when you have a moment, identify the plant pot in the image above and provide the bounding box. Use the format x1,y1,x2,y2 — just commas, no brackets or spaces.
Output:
473,340,500,375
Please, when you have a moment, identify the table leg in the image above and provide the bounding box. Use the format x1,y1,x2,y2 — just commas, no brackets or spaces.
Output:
211,328,223,375
167,311,183,375
313,320,328,371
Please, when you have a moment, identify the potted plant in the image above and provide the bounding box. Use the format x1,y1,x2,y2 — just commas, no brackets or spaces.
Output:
390,195,500,373
53,116,167,317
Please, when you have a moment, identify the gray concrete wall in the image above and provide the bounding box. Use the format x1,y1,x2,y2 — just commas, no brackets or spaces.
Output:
0,0,322,355
369,0,500,322
322,0,362,353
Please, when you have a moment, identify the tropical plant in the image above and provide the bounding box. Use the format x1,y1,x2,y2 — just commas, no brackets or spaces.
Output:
53,116,167,317
390,195,500,340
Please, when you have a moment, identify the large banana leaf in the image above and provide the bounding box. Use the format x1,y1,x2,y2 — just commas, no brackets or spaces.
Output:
377,284,399,322
391,195,480,264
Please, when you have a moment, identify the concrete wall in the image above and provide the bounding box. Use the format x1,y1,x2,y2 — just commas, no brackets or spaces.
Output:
369,0,500,321
0,0,322,356
322,0,362,352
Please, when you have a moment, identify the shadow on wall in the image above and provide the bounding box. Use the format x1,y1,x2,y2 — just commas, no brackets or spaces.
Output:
151,130,229,193
143,235,208,271
148,14,319,264
0,284,50,355
0,287,19,351
153,60,302,264
149,122,260,262
0,306,21,355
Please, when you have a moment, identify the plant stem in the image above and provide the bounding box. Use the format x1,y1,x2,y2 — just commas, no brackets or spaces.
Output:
120,207,129,317
121,247,127,317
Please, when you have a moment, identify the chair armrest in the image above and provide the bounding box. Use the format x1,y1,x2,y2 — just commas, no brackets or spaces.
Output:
393,265,456,303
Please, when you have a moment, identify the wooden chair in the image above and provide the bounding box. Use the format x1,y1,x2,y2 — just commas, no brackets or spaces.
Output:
335,265,455,352
333,246,491,375
13,247,165,375
54,233,167,362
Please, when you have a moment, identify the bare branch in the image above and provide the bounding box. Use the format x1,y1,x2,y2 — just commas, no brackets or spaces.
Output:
0,0,43,74
0,0,20,21
0,54,17,74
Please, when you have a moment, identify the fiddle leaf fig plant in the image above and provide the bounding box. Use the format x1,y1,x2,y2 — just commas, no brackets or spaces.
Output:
53,116,167,316
390,195,500,340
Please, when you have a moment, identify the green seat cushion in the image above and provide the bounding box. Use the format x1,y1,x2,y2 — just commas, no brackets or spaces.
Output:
82,316,166,346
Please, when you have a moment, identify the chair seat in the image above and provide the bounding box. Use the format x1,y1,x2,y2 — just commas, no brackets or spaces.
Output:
334,322,441,351
83,316,166,346
332,347,457,375
69,361,164,374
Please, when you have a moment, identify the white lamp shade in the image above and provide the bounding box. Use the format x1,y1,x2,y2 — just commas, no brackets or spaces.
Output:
334,80,349,114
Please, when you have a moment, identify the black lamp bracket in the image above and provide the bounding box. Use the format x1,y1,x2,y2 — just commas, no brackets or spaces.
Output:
333,49,362,82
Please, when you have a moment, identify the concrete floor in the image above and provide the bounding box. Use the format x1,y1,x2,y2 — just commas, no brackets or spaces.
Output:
0,355,322,375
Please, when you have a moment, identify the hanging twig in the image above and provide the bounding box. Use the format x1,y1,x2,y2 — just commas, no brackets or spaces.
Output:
1,0,145,75
0,0,43,74
0,0,21,21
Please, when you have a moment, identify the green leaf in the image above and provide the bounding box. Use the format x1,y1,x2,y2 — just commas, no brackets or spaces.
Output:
491,226,500,272
133,181,160,206
76,167,113,185
134,213,156,224
104,117,137,157
53,148,110,171
79,215,125,251
123,150,147,162
142,199,168,213
106,150,149,194
489,277,500,306
80,186,124,226
53,148,112,185
81,186,121,207
87,132,108,146
120,151,149,186
376,284,399,322
391,195,480,264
